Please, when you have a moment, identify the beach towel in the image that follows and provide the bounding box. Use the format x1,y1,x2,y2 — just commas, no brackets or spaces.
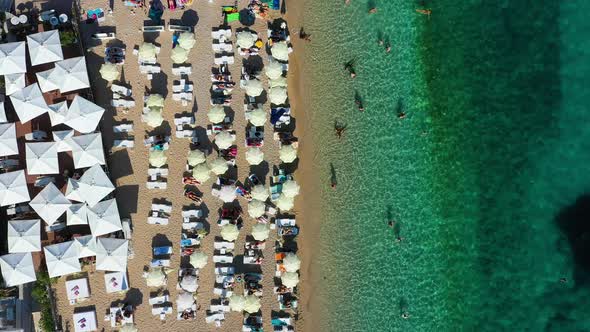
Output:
227,13,240,23
270,108,286,125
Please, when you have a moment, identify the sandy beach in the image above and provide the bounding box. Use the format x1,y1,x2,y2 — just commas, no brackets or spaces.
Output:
46,0,317,331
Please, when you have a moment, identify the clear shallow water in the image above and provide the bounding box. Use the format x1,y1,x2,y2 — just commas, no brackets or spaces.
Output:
301,0,590,331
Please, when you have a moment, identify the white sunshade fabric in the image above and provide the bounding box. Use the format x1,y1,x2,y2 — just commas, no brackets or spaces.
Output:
5,73,26,95
73,235,97,258
244,79,264,97
25,142,59,175
52,129,74,152
87,198,122,237
64,95,105,134
250,185,269,202
236,31,256,49
27,30,64,66
44,240,81,278
251,223,269,241
47,101,68,127
10,83,50,123
245,147,264,165
67,203,89,225
0,123,18,157
68,133,105,169
29,182,71,226
36,67,60,92
265,60,283,80
271,42,290,62
7,219,41,253
53,56,90,93
0,41,26,75
77,163,115,207
95,238,128,272
248,199,266,219
65,178,83,202
0,100,6,123
216,185,237,203
0,170,30,206
0,253,36,286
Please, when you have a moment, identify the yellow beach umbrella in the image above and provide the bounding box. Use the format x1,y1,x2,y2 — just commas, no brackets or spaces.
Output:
249,108,266,126
99,63,120,81
187,150,206,166
243,295,261,314
250,185,269,201
276,193,294,211
143,108,163,128
271,42,289,62
178,32,196,50
251,223,269,241
145,267,167,287
269,86,288,105
171,46,189,64
282,180,300,198
229,295,245,312
146,94,164,108
189,252,207,269
192,163,211,183
209,157,229,175
139,42,157,61
149,150,167,167
248,200,266,219
244,79,264,97
265,61,283,80
220,224,239,242
119,324,138,332
207,106,226,124
279,144,297,163
245,147,264,165
283,253,301,272
215,131,235,150
281,272,299,288
236,31,256,49
269,76,288,88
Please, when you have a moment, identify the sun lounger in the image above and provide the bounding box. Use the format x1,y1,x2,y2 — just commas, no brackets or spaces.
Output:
215,266,235,275
182,222,204,231
111,84,132,97
45,222,66,233
113,139,134,149
142,25,165,32
144,135,170,146
34,176,55,187
146,181,167,190
148,217,169,225
215,274,234,284
174,116,195,126
153,246,173,256
121,218,132,239
113,123,134,133
151,305,173,315
276,218,296,227
6,204,30,216
180,238,200,248
24,130,47,141
206,312,225,324
148,168,169,177
152,203,172,213
212,43,233,52
172,66,192,76
150,259,170,267
0,159,19,170
213,288,233,297
168,24,191,32
149,295,169,305
92,32,116,40
175,128,196,139
213,255,233,264
214,54,235,65
139,64,161,73
211,28,232,39
111,99,136,108
243,256,262,265
182,209,202,218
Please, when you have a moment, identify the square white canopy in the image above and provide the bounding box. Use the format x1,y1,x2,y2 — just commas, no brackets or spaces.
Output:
96,238,128,272
0,170,30,206
73,311,97,332
65,278,90,301
0,41,26,75
47,101,68,127
68,133,105,169
78,164,115,207
104,271,129,293
87,198,122,237
0,253,36,287
44,240,81,278
29,182,71,226
54,56,90,93
73,235,97,258
10,83,50,123
67,203,89,226
7,219,40,253
36,67,60,92
5,73,26,95
27,30,64,66
64,96,105,134
0,123,18,157
25,142,59,175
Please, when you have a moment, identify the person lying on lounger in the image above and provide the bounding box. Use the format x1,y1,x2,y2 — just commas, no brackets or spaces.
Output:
184,190,202,203
182,176,200,185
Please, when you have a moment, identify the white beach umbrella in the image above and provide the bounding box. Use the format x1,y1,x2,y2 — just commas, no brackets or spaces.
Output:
243,295,261,314
189,252,208,269
0,41,26,74
119,324,138,332
53,56,90,93
138,42,157,61
187,150,206,166
214,131,235,150
0,253,36,286
10,83,50,123
95,238,128,272
25,142,59,175
236,31,256,49
179,274,198,293
149,150,167,167
269,86,288,105
283,253,301,272
27,30,63,66
4,73,25,95
282,180,300,198
29,182,71,226
145,267,167,287
0,170,30,206
87,199,122,237
249,108,266,126
171,46,189,64
244,79,264,97
65,178,82,202
146,94,165,108
176,291,195,309
276,193,294,211
36,67,59,92
69,133,106,169
245,147,264,165
178,32,196,50
250,185,269,201
216,185,237,203
44,241,81,278
265,60,283,80
220,224,239,242
248,200,266,219
192,163,211,183
73,235,97,258
143,108,164,128
271,42,290,62
47,101,68,127
78,164,115,207
100,63,120,81
279,144,297,163
7,219,40,253
0,123,18,157
269,76,288,88
229,295,245,312
209,157,229,175
207,106,226,124
67,203,89,226
64,95,105,134
251,223,269,241
281,272,299,288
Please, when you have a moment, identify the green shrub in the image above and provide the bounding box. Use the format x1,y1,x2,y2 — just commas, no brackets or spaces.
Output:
60,30,77,46
32,272,56,332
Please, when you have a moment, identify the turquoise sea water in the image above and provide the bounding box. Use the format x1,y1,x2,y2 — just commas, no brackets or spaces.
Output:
302,0,590,331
